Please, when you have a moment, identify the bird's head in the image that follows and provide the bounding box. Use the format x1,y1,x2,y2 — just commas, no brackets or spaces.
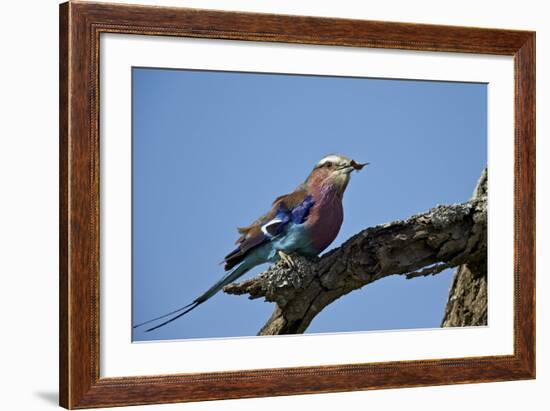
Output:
306,154,368,196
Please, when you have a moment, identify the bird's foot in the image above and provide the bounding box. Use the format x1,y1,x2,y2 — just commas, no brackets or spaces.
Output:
278,251,296,269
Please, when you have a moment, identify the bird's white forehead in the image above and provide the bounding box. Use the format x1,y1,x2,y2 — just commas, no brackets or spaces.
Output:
316,154,350,166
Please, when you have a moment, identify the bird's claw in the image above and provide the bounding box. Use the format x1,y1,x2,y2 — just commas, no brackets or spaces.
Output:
278,251,296,269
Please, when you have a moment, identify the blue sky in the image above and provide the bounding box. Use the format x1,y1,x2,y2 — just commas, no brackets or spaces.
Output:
132,67,487,342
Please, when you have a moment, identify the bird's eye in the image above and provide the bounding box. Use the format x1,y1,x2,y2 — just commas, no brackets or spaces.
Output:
324,162,332,168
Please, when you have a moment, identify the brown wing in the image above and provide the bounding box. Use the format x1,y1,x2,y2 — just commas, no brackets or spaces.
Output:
223,186,309,270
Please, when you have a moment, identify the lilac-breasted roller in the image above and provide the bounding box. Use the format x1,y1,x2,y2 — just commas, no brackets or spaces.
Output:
134,154,368,332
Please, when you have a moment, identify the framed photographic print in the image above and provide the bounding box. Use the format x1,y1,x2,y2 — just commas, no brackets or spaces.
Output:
59,1,535,408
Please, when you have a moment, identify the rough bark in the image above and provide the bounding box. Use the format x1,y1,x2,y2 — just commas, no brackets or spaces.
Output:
224,169,488,335
441,169,488,327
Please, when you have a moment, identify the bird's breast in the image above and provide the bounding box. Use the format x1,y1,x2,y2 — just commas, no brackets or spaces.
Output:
305,189,344,254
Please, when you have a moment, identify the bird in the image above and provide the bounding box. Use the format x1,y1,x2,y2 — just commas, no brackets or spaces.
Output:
133,154,368,332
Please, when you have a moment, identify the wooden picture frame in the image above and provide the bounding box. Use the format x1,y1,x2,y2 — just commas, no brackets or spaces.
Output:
59,1,535,408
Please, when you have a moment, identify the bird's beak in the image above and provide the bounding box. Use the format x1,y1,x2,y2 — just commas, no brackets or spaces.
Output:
350,160,369,171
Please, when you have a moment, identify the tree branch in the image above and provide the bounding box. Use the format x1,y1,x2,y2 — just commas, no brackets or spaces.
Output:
224,170,487,335
441,169,488,327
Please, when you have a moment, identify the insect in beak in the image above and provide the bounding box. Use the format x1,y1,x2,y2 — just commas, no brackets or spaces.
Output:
350,160,369,171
